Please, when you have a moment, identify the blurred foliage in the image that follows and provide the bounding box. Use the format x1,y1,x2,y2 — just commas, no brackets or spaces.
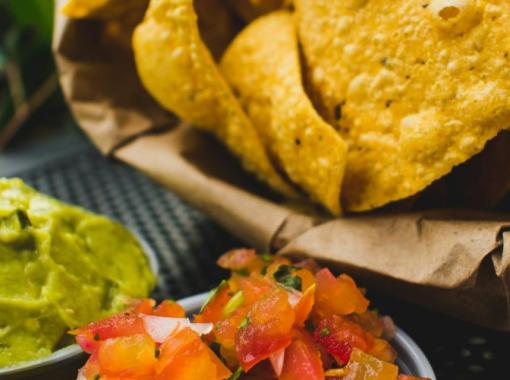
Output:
0,0,66,147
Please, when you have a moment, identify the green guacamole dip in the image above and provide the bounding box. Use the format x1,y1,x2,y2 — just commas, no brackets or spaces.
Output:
0,179,156,367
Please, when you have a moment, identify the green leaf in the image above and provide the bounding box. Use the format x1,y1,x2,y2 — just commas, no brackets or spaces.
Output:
239,317,250,329
228,367,243,380
280,275,302,291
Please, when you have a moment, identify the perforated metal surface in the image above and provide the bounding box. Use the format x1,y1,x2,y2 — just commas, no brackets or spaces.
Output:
10,146,510,379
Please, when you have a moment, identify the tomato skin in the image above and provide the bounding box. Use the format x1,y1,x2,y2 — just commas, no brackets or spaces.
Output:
280,332,324,380
314,269,369,318
233,275,272,306
293,284,316,327
314,315,374,365
132,299,157,314
236,289,295,371
98,334,156,377
217,248,258,270
153,300,186,318
71,313,145,354
194,283,233,324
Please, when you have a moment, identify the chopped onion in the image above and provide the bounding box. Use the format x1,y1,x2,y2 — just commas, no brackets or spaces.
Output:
269,348,286,377
141,315,213,343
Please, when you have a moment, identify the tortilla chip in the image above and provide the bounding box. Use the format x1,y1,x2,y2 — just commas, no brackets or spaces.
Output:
296,0,510,211
221,12,347,214
62,0,147,19
227,0,289,22
133,0,296,197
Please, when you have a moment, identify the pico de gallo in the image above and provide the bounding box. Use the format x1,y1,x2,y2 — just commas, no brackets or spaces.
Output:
72,249,430,380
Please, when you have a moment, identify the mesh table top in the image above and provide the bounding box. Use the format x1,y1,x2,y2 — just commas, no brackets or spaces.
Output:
10,146,509,379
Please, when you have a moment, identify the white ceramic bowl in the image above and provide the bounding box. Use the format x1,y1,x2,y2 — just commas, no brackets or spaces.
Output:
0,231,159,380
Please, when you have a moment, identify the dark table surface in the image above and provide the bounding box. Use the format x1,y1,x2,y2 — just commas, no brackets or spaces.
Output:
1,126,509,380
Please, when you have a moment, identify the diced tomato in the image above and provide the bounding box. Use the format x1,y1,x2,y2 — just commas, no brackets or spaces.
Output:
293,284,315,327
153,300,186,318
369,338,397,363
314,315,374,365
131,299,156,314
71,313,145,354
98,334,156,377
156,328,231,380
236,289,295,371
214,305,250,351
349,310,384,338
217,248,258,271
194,282,232,324
262,257,293,278
233,275,272,306
280,330,324,380
343,348,399,379
314,269,369,318
78,354,100,380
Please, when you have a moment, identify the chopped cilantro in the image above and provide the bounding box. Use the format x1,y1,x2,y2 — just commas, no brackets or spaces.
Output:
273,265,302,291
273,265,298,281
320,327,330,337
233,268,249,277
281,275,302,291
228,367,243,380
260,266,268,275
305,320,315,333
239,317,250,329
259,253,273,263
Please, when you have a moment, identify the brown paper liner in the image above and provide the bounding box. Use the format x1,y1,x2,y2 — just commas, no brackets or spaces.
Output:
54,1,510,330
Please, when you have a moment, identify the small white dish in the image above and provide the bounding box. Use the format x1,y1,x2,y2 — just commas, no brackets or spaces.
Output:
0,231,159,380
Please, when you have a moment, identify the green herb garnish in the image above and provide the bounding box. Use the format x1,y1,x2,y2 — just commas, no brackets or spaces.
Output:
233,268,249,277
273,265,302,291
320,327,330,337
239,317,250,329
228,367,243,380
223,290,245,316
305,320,315,333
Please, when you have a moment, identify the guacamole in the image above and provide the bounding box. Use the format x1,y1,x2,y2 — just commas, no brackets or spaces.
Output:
0,179,156,367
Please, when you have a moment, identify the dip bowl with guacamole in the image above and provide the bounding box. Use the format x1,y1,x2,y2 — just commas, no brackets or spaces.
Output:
0,178,156,370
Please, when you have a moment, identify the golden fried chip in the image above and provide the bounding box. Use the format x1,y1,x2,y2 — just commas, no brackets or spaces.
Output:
62,0,147,19
221,12,347,214
227,0,289,22
296,0,510,211
133,0,296,197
